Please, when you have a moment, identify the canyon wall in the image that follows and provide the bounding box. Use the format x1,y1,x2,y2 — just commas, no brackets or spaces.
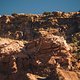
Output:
0,12,80,40
0,12,80,80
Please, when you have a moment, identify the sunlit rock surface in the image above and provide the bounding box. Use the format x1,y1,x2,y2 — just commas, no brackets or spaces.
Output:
0,12,80,80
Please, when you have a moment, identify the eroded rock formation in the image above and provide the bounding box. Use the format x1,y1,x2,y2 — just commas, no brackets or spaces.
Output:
0,12,80,80
0,12,80,40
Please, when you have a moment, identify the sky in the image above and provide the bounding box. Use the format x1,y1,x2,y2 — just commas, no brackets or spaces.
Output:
0,0,80,15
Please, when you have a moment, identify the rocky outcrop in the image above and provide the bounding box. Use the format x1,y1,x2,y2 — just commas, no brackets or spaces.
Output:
0,34,80,80
0,12,80,80
0,12,80,40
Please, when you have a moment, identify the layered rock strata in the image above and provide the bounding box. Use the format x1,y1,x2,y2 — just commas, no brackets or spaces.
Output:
0,12,80,80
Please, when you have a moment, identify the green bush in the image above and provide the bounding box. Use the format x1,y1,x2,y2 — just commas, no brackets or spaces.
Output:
43,12,51,16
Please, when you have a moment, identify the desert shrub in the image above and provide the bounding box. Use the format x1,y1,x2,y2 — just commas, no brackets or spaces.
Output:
72,33,80,59
43,12,51,16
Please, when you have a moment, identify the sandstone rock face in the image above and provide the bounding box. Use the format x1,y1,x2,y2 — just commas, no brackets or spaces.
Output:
57,69,80,80
0,35,79,80
0,12,80,80
0,12,80,40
